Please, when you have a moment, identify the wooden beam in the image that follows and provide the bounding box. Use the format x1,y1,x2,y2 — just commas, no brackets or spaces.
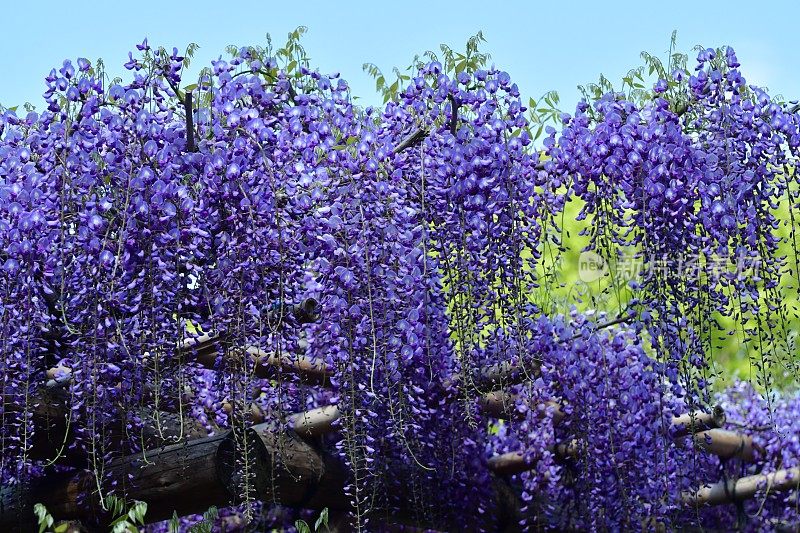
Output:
1,434,234,531
289,405,340,438
4,422,521,532
691,429,756,462
284,391,543,440
684,467,800,506
188,339,332,385
489,413,739,477
488,441,578,476
671,407,726,438
479,392,564,423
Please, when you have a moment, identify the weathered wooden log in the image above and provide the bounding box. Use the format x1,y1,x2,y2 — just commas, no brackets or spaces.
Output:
684,467,800,506
0,434,235,531
671,407,726,438
289,405,340,438
184,335,333,386
246,423,521,530
26,387,210,466
488,441,579,476
5,420,522,532
691,428,756,461
27,388,83,465
245,422,350,511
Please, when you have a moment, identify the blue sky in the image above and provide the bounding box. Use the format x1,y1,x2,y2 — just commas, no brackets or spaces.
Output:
2,1,798,112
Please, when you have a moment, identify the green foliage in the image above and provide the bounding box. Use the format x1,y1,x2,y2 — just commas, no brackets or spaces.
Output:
230,26,310,78
34,503,55,533
363,31,561,141
34,496,147,533
363,31,491,104
295,507,330,533
527,90,561,142
106,494,147,533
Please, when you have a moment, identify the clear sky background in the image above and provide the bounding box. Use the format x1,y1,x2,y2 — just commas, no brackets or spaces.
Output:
2,1,798,113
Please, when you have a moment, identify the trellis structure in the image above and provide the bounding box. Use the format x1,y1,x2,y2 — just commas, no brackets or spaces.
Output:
0,324,782,532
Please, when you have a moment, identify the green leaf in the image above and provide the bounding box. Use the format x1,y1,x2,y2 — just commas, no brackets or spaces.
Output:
203,506,218,522
34,503,55,533
129,501,147,525
183,84,198,93
169,511,180,533
109,514,129,527
295,519,312,533
314,508,329,531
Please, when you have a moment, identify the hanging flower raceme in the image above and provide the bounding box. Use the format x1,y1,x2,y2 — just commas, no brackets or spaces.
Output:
545,47,800,405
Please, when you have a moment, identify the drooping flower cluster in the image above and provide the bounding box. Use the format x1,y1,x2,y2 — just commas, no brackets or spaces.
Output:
545,47,800,404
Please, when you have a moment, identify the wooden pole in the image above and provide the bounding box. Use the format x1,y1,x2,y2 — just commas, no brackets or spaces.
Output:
691,429,756,461
183,336,332,385
488,441,579,476
671,407,726,438
684,467,800,506
289,405,340,438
